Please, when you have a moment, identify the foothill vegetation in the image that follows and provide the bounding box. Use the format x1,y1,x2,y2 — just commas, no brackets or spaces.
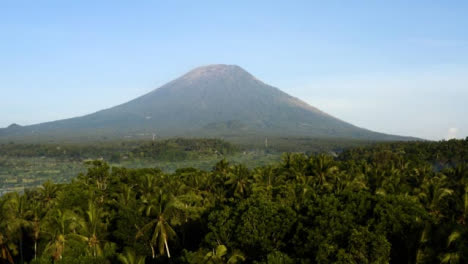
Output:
0,138,467,263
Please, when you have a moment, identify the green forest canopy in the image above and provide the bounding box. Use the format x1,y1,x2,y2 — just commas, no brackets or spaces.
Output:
0,138,467,263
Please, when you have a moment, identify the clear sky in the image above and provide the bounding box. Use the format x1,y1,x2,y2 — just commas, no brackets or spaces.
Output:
1,1,467,140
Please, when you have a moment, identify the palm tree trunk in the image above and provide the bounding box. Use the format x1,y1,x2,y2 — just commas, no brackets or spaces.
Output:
164,238,171,258
34,241,37,260
61,240,65,259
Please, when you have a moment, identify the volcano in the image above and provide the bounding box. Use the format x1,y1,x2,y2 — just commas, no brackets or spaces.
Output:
0,64,413,141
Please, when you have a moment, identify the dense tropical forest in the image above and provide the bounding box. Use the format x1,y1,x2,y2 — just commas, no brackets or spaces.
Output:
0,138,467,263
0,137,369,194
0,139,242,194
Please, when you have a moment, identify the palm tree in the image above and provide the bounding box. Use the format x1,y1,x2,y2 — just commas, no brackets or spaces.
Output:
206,160,232,203
333,170,367,194
83,160,110,190
138,174,159,198
26,199,44,261
136,190,178,258
253,166,288,191
278,153,308,183
225,165,251,198
42,209,80,261
177,168,208,191
440,231,462,264
0,233,14,264
72,201,108,257
212,159,231,176
307,154,339,187
118,248,146,264
38,180,59,209
204,245,245,264
164,175,190,197
416,174,454,264
112,184,136,208
375,167,403,196
253,166,274,188
458,178,468,225
0,197,15,264
418,174,453,219
4,192,29,264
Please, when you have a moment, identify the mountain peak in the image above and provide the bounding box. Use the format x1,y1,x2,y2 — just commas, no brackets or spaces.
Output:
182,64,254,81
190,64,243,72
7,123,21,129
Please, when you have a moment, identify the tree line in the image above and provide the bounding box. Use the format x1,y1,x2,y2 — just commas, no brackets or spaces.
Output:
0,138,237,162
0,138,467,263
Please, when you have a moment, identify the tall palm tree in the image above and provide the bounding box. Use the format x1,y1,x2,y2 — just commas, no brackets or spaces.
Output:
42,209,80,261
26,199,44,261
4,192,29,264
416,174,454,264
136,190,179,259
0,197,15,264
72,201,108,257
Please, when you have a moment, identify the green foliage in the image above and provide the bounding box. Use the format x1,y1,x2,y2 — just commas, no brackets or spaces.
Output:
0,138,237,161
0,139,467,263
234,195,296,257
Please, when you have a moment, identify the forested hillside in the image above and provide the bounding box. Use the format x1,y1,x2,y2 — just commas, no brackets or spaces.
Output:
0,139,467,263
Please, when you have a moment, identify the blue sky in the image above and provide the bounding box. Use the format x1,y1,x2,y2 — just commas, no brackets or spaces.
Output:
1,1,467,140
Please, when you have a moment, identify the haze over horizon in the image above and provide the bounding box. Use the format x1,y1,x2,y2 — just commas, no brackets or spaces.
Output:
1,1,467,140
